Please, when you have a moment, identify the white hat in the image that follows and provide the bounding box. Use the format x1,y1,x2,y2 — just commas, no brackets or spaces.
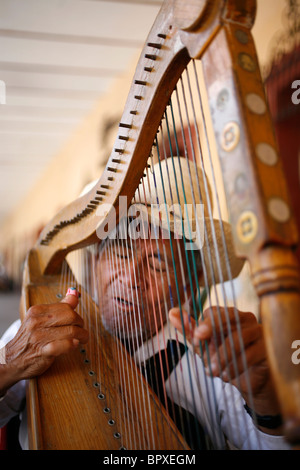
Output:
133,157,244,286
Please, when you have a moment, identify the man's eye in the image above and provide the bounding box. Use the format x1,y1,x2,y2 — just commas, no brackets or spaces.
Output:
149,260,166,272
113,244,131,258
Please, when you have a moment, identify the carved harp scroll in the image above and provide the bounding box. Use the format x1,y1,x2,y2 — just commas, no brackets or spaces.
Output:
22,0,300,449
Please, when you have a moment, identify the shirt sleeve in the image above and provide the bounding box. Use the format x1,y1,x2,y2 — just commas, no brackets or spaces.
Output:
0,320,26,428
218,380,291,450
167,350,291,450
0,381,26,428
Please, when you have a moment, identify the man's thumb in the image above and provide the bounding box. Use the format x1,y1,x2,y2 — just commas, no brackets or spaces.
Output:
61,287,81,309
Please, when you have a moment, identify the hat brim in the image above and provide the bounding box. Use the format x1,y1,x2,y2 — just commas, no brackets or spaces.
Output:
131,203,244,286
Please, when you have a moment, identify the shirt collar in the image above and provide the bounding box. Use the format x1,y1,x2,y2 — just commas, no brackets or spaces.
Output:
133,320,188,366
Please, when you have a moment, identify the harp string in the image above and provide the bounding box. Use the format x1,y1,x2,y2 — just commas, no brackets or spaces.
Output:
171,68,242,439
61,245,130,449
142,160,194,440
181,64,254,443
137,183,172,415
137,165,192,446
115,238,144,449
187,60,262,446
110,237,143,449
127,182,176,448
56,58,267,448
94,245,109,400
164,91,225,446
149,138,211,446
101,239,129,448
156,117,224,447
187,61,245,389
157,62,262,447
182,78,247,444
132,232,175,449
157,115,222,446
128,231,167,449
97,242,120,431
121,211,181,448
120,232,158,449
114,218,171,449
189,60,262,440
111,237,136,449
93,245,109,433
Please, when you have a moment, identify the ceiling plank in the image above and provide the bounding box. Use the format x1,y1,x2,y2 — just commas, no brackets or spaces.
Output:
0,0,162,225
0,61,122,77
0,119,78,135
0,133,68,154
0,105,89,121
0,37,137,71
0,70,112,93
0,0,161,42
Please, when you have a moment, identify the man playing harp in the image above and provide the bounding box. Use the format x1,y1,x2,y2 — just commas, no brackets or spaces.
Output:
96,156,288,449
0,157,290,450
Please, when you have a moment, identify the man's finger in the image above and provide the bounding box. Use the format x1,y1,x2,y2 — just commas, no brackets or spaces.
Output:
60,287,81,310
169,307,196,344
42,338,80,358
194,307,257,342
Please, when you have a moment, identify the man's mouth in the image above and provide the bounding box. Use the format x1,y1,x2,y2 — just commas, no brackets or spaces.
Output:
114,296,134,309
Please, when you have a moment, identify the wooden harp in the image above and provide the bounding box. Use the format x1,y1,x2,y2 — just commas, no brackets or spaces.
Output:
21,0,300,450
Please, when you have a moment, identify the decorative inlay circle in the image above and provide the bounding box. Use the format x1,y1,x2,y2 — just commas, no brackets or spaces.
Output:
245,93,266,115
256,143,278,166
268,198,290,223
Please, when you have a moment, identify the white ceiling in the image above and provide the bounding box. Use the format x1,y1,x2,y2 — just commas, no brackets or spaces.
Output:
0,0,163,225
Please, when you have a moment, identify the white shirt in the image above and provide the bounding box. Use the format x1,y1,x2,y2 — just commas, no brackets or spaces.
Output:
0,319,28,449
0,319,290,450
133,321,291,450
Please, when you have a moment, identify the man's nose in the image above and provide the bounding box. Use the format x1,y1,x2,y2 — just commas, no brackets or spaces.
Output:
118,257,141,288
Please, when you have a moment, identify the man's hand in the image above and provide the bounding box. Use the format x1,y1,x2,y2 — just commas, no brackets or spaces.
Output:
169,306,283,434
1,289,88,394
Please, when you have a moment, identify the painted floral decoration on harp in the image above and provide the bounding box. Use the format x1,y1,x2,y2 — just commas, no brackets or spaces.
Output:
95,156,287,450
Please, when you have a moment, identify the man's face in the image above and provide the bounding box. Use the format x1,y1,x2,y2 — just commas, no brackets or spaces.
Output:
97,233,188,345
